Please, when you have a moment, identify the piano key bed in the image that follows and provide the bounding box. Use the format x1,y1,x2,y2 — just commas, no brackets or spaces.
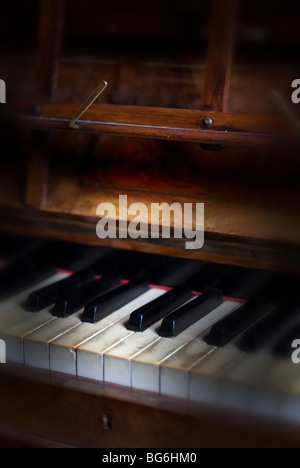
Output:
1,242,300,434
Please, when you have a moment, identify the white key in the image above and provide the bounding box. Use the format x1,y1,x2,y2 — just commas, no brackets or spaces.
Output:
131,300,241,394
250,357,300,423
215,311,300,420
220,350,271,384
160,301,241,398
0,273,70,364
189,344,243,405
49,317,122,376
215,350,272,414
23,313,82,370
160,338,215,399
0,309,55,364
77,288,165,381
104,324,161,387
278,366,300,424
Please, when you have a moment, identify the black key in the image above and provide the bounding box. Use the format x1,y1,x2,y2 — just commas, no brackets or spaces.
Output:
48,243,110,272
266,274,300,304
149,258,206,289
0,263,57,298
206,298,272,347
92,251,127,277
53,276,122,318
82,276,150,324
127,284,193,332
216,267,273,301
25,268,96,312
238,302,299,353
94,250,160,282
238,308,278,353
191,263,231,294
272,321,300,359
0,237,49,265
159,289,223,338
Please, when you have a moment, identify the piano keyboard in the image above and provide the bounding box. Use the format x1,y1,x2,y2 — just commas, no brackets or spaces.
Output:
1,240,300,426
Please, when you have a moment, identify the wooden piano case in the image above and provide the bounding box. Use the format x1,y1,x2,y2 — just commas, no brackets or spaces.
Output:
0,0,300,447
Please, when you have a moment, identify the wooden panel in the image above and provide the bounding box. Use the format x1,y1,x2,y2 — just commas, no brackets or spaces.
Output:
25,133,50,209
36,0,65,100
25,0,65,209
17,102,293,146
0,369,299,448
1,205,300,274
203,0,237,112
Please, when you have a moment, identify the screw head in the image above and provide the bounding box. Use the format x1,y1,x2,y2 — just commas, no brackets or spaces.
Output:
202,116,213,129
31,105,42,117
103,413,112,432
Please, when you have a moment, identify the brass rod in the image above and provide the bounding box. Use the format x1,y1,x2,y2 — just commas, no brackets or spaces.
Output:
69,80,108,129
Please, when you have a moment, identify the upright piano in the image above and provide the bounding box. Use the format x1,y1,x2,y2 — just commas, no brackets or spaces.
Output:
0,0,300,448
